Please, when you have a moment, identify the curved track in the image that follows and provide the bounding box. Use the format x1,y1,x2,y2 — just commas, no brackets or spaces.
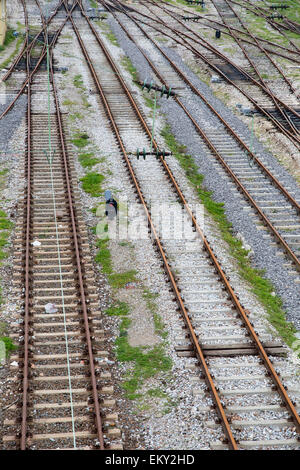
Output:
123,0,300,148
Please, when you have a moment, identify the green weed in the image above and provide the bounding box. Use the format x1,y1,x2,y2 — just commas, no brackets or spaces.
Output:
80,172,105,196
121,56,139,82
105,301,130,316
109,270,137,289
78,152,100,168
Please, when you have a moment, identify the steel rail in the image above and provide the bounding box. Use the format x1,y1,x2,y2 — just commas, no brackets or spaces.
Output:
0,2,77,120
104,0,300,216
70,2,238,448
119,0,300,148
20,0,105,450
105,0,300,269
144,0,300,135
76,0,300,438
210,0,300,126
2,0,65,82
157,0,300,61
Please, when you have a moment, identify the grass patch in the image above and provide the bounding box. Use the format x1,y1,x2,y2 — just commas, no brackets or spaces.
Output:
116,339,172,399
78,152,100,168
95,237,138,287
71,132,90,148
80,172,105,196
63,99,76,106
0,211,12,264
93,222,172,400
161,124,298,349
96,20,119,46
121,55,139,82
146,387,167,398
0,29,16,52
105,31,119,47
105,300,130,316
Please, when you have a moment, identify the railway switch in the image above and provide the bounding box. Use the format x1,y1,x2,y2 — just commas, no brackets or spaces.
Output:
185,0,205,5
268,13,284,19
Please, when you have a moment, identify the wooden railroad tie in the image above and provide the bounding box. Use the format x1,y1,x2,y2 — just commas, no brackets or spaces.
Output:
175,341,286,357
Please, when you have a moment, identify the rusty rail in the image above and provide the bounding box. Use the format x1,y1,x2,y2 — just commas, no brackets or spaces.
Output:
75,0,300,445
144,0,300,137
104,0,300,272
124,0,300,148
19,0,105,449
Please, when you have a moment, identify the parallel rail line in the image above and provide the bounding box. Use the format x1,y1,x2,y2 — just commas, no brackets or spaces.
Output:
126,0,300,147
68,0,300,449
3,0,121,450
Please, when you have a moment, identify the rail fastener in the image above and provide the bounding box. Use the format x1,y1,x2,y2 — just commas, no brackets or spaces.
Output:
270,4,290,9
136,79,175,98
182,16,201,22
135,148,172,160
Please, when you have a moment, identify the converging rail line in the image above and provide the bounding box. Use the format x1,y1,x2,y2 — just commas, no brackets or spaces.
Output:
124,0,300,147
1,0,300,451
66,0,300,449
2,0,122,450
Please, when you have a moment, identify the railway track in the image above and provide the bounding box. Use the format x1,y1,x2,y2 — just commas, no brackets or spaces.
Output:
130,0,300,147
156,2,300,65
1,0,299,451
62,0,300,449
2,0,122,450
102,0,300,281
211,0,299,97
230,0,300,42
